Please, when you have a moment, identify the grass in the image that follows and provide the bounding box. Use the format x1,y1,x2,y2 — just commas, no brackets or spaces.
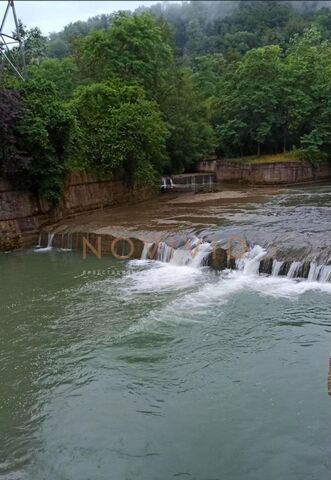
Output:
229,152,303,164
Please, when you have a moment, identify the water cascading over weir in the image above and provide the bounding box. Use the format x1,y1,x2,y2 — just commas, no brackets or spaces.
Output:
36,230,331,284
141,240,331,282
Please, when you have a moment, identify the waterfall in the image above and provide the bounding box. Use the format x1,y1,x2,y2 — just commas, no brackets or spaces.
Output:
319,265,331,283
141,242,152,260
169,247,191,266
233,247,331,283
34,232,54,252
307,263,331,282
307,262,322,282
170,242,211,267
140,240,331,283
158,242,173,263
236,245,267,275
140,239,212,268
47,233,54,248
272,260,283,277
189,242,212,268
287,262,302,279
33,228,331,285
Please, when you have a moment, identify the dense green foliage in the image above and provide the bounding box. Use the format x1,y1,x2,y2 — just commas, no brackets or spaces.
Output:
2,1,331,204
0,89,22,171
214,26,331,160
69,83,169,184
0,80,73,205
77,13,172,94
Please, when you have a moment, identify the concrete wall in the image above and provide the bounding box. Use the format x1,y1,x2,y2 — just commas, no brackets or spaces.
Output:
171,172,217,192
196,159,331,184
0,172,154,251
194,160,217,174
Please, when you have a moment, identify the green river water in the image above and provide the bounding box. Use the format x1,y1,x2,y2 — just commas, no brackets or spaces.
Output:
1,186,331,480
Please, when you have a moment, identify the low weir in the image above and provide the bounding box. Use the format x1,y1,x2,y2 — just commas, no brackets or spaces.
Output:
34,184,331,284
36,231,331,283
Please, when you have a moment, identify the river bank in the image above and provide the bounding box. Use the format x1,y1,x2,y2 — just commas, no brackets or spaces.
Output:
1,161,331,253
196,157,331,184
0,172,155,252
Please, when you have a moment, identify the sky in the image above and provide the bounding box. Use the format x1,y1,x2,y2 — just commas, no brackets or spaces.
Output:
1,1,169,36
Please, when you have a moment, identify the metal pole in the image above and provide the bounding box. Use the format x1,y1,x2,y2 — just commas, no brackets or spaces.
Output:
0,1,10,33
2,50,24,80
10,0,26,77
0,0,26,80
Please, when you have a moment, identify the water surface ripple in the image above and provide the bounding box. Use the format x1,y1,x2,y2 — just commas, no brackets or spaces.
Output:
1,185,331,480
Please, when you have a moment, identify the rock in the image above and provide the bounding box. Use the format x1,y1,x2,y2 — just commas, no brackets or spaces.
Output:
208,246,228,270
259,258,273,275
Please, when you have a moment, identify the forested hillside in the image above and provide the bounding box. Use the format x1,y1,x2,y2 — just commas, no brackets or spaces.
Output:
2,1,331,204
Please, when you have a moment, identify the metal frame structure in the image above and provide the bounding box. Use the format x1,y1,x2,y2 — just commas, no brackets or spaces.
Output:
0,0,26,80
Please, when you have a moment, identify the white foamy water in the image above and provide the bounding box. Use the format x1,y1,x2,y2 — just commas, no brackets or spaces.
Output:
287,261,303,278
122,240,331,334
125,264,331,335
319,265,331,282
141,239,212,268
308,262,331,283
236,245,267,275
124,262,204,293
272,260,283,277
34,233,54,252
139,239,331,288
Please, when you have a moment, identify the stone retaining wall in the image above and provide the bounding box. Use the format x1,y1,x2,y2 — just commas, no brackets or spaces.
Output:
0,172,154,251
196,159,331,184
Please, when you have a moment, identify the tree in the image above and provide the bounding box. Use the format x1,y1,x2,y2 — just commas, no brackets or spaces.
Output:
47,14,114,58
192,54,225,101
1,22,47,80
0,88,24,174
185,18,205,59
159,67,214,172
77,13,173,99
6,79,73,205
215,45,283,156
222,30,258,55
28,57,78,99
14,21,47,65
286,27,331,163
69,83,169,185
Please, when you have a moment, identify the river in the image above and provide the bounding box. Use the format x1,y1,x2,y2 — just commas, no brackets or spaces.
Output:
0,185,330,479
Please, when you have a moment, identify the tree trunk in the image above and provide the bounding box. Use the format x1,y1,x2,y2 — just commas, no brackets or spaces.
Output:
257,142,261,156
283,127,287,153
